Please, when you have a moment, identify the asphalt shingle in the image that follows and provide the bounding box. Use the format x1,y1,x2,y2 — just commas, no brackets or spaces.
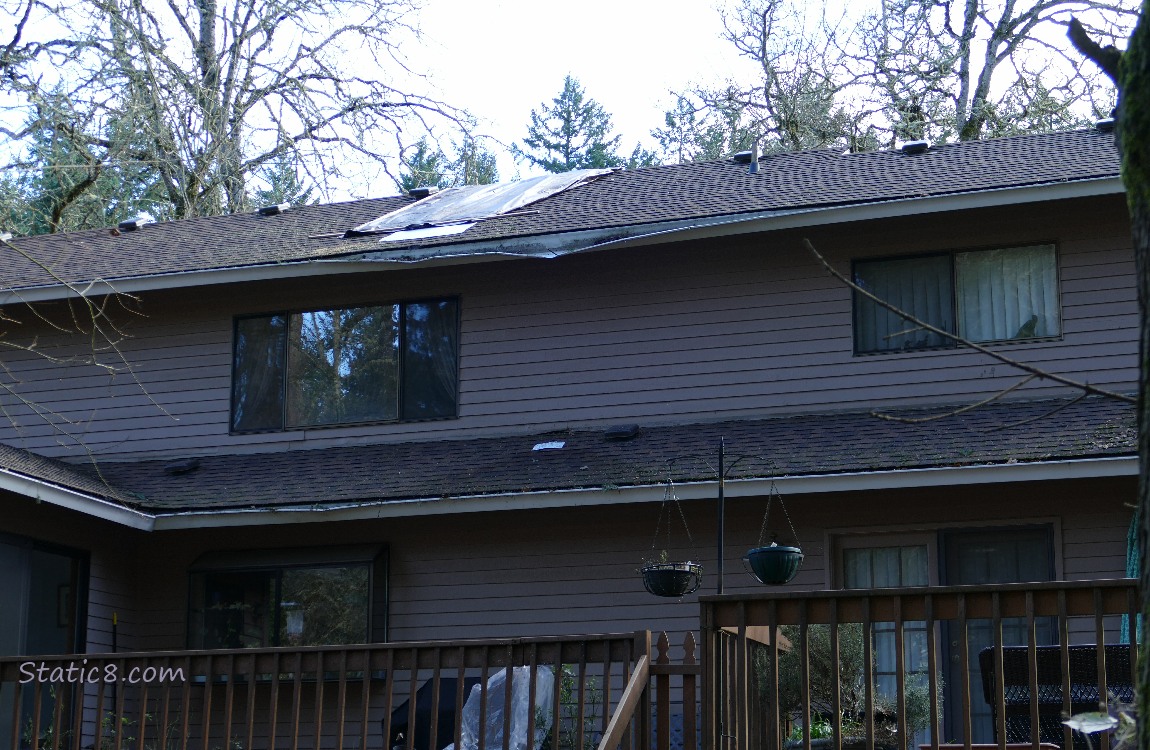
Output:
58,395,1135,514
2,129,1121,292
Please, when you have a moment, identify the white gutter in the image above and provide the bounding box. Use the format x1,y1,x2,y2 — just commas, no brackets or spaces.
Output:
0,177,1123,305
0,468,155,530
149,455,1137,530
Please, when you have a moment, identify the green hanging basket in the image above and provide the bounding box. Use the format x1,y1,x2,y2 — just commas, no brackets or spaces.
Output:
744,543,803,585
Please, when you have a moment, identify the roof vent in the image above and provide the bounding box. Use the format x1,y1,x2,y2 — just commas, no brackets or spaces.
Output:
407,186,440,199
1095,118,1116,133
0,232,12,242
117,212,156,232
163,458,201,476
899,140,931,155
604,424,641,441
732,150,754,164
258,203,289,216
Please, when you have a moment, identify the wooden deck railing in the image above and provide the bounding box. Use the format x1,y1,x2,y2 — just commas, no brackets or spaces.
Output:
700,579,1139,750
0,633,647,750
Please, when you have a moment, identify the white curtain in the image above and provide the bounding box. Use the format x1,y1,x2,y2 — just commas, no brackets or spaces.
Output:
955,245,1059,343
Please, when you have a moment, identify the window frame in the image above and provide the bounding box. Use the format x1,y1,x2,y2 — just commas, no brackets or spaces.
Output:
186,545,388,649
851,243,1062,356
230,297,461,434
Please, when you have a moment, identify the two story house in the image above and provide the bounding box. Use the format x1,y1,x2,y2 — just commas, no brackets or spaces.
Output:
0,126,1137,750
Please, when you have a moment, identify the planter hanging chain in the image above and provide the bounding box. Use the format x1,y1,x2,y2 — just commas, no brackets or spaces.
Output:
756,481,799,546
650,474,694,555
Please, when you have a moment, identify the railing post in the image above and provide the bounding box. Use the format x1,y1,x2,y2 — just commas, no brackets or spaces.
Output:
701,600,716,750
635,631,653,750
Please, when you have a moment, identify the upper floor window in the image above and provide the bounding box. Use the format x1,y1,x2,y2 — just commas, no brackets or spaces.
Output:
853,244,1059,354
232,299,459,432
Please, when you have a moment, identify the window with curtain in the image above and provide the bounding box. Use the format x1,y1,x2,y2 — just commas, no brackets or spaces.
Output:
231,299,459,432
853,245,1059,354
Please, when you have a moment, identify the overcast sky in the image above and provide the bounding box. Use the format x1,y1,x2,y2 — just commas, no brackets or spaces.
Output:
415,0,748,181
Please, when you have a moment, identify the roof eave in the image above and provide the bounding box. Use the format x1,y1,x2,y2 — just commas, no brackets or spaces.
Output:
0,176,1124,305
149,455,1136,530
0,468,155,530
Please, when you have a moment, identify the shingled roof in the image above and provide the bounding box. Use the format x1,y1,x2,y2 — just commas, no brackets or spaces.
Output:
2,129,1122,292
16,395,1124,515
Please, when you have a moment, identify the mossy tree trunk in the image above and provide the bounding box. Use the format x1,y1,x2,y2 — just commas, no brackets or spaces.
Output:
1072,5,1150,747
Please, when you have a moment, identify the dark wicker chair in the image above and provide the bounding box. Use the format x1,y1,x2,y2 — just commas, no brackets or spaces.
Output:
978,644,1134,749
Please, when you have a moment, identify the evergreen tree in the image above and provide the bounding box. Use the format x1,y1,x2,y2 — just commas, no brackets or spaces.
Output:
452,135,499,186
398,139,453,192
252,156,316,207
515,76,625,172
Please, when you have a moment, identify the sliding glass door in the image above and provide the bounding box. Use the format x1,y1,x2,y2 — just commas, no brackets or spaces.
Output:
0,533,87,749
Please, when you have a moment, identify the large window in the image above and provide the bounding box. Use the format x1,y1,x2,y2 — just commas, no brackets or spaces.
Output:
187,547,387,649
232,299,459,432
853,245,1059,354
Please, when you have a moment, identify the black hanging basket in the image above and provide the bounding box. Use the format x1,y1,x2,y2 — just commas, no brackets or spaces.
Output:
641,561,703,598
743,543,803,585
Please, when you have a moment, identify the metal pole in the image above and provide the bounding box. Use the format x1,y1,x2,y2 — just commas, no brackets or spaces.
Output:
717,437,725,595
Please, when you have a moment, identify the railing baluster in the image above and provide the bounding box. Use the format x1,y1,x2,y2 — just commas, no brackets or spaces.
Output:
72,670,87,750
656,633,670,750
862,597,874,750
428,648,443,750
290,651,303,750
269,651,282,750
50,678,65,750
313,651,325,750
245,653,258,750
957,593,971,750
30,675,43,750
576,640,588,750
1025,591,1040,750
202,655,216,750
94,670,106,750
223,653,235,750
524,644,538,750
894,594,906,750
502,645,514,750
991,592,1005,750
1058,590,1072,750
456,646,468,750
830,599,841,750
925,593,938,750
738,600,752,750
478,646,489,750
8,675,21,750
1094,588,1110,750
332,650,347,750
683,632,698,750
379,648,395,750
178,656,191,750
799,600,811,750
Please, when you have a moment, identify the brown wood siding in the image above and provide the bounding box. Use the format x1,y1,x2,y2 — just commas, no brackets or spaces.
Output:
116,477,1131,652
0,195,1135,460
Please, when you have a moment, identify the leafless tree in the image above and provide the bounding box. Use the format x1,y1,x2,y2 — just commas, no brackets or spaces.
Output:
680,0,1136,154
0,0,460,223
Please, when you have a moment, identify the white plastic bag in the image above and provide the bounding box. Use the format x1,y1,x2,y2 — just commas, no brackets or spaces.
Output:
443,665,555,750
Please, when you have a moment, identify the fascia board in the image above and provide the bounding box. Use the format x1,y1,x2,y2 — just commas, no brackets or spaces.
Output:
150,455,1136,530
0,469,155,530
0,177,1123,305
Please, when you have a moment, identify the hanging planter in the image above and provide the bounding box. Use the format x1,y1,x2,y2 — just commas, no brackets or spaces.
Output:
744,543,804,585
641,561,703,598
745,482,804,586
639,477,702,598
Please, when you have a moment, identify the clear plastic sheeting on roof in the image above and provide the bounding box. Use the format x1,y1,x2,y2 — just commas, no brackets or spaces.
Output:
351,169,614,235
